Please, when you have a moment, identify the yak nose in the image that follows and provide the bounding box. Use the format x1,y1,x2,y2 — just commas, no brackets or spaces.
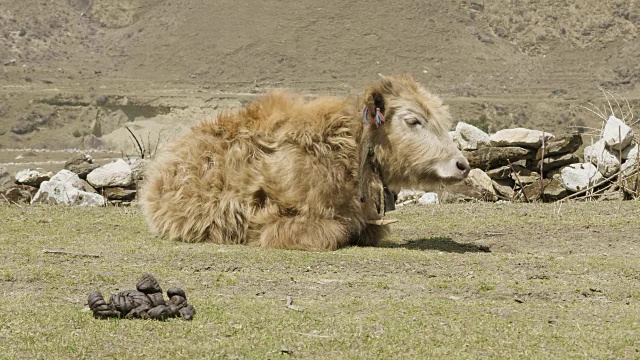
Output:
456,157,471,177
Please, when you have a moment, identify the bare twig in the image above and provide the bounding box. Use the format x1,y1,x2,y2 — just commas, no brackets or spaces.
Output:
125,126,146,159
42,249,101,258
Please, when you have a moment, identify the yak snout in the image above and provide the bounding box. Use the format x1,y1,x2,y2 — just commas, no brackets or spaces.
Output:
436,154,470,182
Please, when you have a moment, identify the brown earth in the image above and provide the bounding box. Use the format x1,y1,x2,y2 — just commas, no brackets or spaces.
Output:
0,0,639,154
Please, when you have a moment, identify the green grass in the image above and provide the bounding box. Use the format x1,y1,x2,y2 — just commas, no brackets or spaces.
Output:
1,202,640,359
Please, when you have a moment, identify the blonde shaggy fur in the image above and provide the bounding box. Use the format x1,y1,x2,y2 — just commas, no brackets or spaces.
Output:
141,75,469,250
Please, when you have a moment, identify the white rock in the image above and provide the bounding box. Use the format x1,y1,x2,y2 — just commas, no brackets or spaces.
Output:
560,163,604,192
583,138,620,177
490,128,555,149
602,115,634,151
455,122,490,151
87,159,134,188
418,192,439,204
621,142,638,161
49,169,85,190
15,168,53,187
31,170,105,206
621,158,639,176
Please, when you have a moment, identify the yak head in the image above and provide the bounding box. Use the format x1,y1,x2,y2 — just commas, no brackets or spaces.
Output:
363,74,470,192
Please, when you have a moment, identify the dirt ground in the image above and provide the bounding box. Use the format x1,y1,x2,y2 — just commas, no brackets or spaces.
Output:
1,202,639,358
1,0,639,153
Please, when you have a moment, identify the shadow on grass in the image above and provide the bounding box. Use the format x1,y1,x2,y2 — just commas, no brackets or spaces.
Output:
381,237,491,253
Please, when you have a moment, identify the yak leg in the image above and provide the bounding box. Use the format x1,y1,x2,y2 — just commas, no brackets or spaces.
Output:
351,224,390,247
256,216,350,250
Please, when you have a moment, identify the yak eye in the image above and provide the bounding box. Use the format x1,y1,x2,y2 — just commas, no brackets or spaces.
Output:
404,117,422,127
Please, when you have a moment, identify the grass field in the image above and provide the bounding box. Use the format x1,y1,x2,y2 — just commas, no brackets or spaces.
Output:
1,201,639,359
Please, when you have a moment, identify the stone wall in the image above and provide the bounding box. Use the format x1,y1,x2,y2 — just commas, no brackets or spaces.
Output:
1,115,638,207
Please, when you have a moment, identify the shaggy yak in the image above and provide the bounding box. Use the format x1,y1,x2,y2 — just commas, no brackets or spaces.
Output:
142,74,470,250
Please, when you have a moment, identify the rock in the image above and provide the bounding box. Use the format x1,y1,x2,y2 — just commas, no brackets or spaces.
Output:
537,153,580,172
621,142,638,161
64,153,99,179
522,178,569,202
442,169,497,201
599,187,625,201
492,179,515,200
602,115,634,151
560,163,604,192
510,165,540,185
103,187,137,201
536,132,582,160
584,138,620,177
621,157,639,177
87,159,134,188
490,128,555,149
543,178,570,201
623,173,640,196
486,165,512,180
1,184,38,204
454,122,490,150
15,168,53,187
463,147,533,171
32,170,105,206
418,192,439,204
129,158,149,181
81,179,98,193
396,189,425,204
0,166,11,189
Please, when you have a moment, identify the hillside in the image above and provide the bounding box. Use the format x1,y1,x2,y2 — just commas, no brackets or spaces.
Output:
0,0,639,150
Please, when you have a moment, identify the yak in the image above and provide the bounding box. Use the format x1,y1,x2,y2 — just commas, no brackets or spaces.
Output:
141,74,470,250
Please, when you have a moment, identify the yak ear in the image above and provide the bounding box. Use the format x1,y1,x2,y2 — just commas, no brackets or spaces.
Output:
377,73,394,93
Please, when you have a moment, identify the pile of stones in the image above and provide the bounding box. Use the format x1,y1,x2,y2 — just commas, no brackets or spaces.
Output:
0,154,147,206
398,114,638,204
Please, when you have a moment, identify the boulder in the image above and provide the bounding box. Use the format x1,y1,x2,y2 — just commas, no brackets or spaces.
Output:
584,138,620,177
492,179,515,200
31,170,105,206
486,165,512,180
537,153,580,172
522,178,569,202
510,165,540,185
454,122,490,151
602,115,634,151
1,184,38,204
621,142,638,161
463,146,533,171
64,153,99,179
418,192,439,204
15,168,53,187
560,163,604,192
489,128,554,149
103,187,137,201
536,132,582,160
87,159,134,188
621,157,639,177
442,169,497,201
